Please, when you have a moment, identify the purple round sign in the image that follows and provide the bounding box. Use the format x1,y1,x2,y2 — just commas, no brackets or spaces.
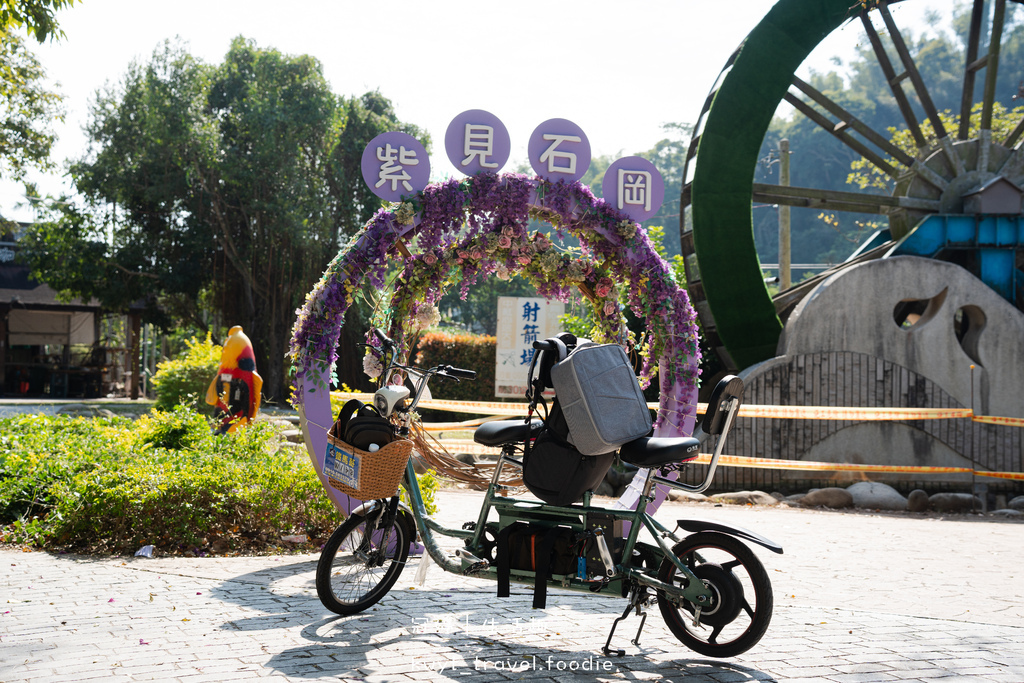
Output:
528,118,591,182
602,156,665,222
444,110,510,176
361,132,430,202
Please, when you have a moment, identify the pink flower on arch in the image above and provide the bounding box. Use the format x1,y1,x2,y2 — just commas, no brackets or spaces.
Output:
423,253,437,266
603,301,617,317
498,235,512,249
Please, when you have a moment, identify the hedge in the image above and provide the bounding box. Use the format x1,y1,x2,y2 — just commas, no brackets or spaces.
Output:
414,332,499,402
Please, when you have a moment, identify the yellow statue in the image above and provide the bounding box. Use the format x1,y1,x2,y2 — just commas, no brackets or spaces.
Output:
206,326,263,434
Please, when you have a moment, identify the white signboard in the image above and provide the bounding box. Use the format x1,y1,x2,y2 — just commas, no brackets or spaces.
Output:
495,297,565,398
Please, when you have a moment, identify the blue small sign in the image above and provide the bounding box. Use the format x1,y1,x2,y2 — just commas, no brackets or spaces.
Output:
324,441,360,490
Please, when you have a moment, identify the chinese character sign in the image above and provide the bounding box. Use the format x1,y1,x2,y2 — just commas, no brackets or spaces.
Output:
494,297,565,398
602,156,665,222
528,118,591,182
360,131,430,202
444,109,511,176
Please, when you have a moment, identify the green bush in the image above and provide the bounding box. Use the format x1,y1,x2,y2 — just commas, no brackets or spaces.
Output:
151,334,221,414
414,331,498,401
0,408,338,553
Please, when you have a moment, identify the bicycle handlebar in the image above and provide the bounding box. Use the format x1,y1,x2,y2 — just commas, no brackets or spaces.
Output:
439,365,476,380
373,328,395,348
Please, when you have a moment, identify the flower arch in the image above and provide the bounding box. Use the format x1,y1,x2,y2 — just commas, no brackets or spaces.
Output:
290,172,702,513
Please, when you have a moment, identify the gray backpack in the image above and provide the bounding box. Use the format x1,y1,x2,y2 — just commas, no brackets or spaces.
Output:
546,340,652,456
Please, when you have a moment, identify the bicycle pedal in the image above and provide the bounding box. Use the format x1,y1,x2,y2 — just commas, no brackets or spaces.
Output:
453,548,489,574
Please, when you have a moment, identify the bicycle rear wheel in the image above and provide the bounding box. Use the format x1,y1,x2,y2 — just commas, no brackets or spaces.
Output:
657,531,773,658
316,508,413,615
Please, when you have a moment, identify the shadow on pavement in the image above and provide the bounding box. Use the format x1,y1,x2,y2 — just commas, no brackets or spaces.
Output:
255,614,779,681
204,558,776,681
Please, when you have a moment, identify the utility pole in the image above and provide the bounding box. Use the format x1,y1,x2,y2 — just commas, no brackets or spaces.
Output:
779,139,792,290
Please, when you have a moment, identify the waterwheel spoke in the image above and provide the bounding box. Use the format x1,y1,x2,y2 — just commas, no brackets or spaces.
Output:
791,76,915,168
783,92,899,178
982,0,1008,132
752,183,939,215
958,0,986,140
878,2,948,140
1004,119,1024,151
861,9,927,149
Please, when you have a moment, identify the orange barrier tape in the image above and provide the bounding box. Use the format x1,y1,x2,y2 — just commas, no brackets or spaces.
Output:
426,443,1024,480
684,453,1024,481
422,417,504,432
328,392,1024,481
338,392,1015,425
435,439,502,456
971,414,1024,427
733,405,974,420
332,392,527,416
646,403,975,420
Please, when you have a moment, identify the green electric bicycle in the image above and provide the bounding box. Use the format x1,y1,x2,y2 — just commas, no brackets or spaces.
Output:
315,330,783,658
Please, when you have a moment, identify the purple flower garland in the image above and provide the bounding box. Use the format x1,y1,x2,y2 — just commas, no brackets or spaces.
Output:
289,172,702,435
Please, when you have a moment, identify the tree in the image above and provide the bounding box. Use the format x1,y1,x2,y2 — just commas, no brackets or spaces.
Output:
19,38,428,400
0,0,75,43
0,31,61,182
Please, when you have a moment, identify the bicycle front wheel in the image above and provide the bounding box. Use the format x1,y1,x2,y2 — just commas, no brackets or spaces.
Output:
315,508,413,615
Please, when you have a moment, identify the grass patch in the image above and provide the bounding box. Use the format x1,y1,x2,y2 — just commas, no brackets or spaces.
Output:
0,405,431,556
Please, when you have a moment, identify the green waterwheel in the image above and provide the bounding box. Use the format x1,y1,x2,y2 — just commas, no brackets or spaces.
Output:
681,0,1024,371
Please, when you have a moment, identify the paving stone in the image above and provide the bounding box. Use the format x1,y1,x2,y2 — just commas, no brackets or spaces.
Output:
2,490,1024,682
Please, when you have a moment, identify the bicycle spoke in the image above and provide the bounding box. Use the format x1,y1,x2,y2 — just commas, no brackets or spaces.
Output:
722,559,742,572
742,598,755,619
707,624,724,645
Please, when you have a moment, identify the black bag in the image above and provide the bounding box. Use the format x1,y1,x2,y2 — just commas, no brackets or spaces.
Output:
331,399,394,451
519,333,615,506
523,427,614,506
496,523,583,608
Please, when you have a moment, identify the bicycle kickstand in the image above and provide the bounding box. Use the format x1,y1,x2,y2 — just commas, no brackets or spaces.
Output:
602,586,650,657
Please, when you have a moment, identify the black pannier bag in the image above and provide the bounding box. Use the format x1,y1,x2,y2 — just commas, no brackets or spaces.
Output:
496,522,582,608
523,425,614,507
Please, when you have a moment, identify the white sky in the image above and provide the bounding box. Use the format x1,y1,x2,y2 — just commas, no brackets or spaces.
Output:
0,0,937,222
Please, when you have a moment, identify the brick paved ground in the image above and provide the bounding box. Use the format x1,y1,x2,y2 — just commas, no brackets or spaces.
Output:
2,489,1023,682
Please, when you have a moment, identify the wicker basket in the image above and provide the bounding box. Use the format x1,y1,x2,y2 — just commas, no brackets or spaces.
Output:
323,433,413,500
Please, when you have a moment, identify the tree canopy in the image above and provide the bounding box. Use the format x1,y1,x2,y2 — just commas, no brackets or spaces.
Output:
0,0,75,42
0,31,61,183
19,38,428,400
